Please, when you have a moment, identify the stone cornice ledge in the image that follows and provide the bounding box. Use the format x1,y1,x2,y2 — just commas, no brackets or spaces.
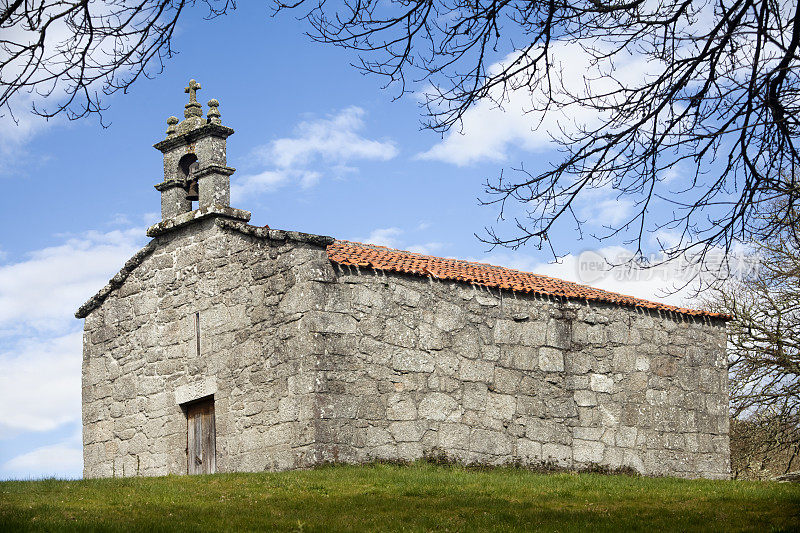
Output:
216,218,335,247
146,205,251,238
153,123,234,152
75,241,158,319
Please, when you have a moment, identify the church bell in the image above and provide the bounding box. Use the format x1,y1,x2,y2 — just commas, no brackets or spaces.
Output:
185,178,199,201
185,160,200,201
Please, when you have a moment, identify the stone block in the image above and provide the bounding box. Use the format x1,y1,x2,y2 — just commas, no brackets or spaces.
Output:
357,397,385,420
439,423,471,450
574,390,597,407
615,426,637,448
573,439,605,463
386,397,417,421
493,320,546,346
353,285,385,308
389,421,423,442
397,442,424,461
539,347,564,372
607,321,629,344
516,439,542,460
392,350,434,373
459,359,493,382
470,429,513,456
652,356,677,377
546,319,570,349
486,393,516,421
545,396,577,418
365,426,391,447
433,302,464,332
509,346,538,371
493,367,522,394
612,346,636,372
418,322,445,351
587,325,606,344
418,392,459,421
571,322,589,345
590,373,613,393
623,450,645,473
174,378,216,405
569,352,593,374
542,443,572,464
574,427,603,441
302,311,357,334
278,397,299,422
463,382,488,411
384,318,417,349
603,447,624,468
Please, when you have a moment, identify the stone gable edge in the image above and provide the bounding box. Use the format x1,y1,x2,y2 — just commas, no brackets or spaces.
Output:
74,217,336,319
75,216,728,327
75,240,158,319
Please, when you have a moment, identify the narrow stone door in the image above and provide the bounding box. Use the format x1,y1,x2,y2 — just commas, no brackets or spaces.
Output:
186,398,216,475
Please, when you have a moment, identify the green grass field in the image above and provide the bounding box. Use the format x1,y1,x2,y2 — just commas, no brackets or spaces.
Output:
1,463,798,532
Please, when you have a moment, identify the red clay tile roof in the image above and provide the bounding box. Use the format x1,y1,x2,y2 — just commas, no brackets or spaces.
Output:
326,240,729,320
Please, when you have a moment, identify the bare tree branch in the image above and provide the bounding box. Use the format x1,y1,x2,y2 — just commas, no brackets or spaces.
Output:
275,0,800,266
706,205,800,478
0,0,235,123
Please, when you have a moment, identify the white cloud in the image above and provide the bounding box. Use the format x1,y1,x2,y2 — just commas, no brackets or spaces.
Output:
231,170,290,202
0,223,145,445
108,213,132,226
361,227,404,248
577,187,636,228
357,227,448,256
418,43,656,166
0,1,158,173
0,94,63,175
141,212,160,226
590,199,635,227
232,107,397,201
532,249,698,306
0,94,61,153
265,107,398,168
469,246,718,309
3,440,82,478
0,227,145,335
407,242,446,255
0,332,82,436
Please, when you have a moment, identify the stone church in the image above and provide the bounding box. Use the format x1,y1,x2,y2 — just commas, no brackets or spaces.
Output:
77,81,731,479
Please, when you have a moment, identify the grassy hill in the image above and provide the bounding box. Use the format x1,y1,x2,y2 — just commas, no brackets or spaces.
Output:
1,463,798,532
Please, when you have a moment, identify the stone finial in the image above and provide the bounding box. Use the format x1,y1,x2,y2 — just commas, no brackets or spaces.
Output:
207,99,221,125
185,79,201,103
166,116,179,136
184,79,203,119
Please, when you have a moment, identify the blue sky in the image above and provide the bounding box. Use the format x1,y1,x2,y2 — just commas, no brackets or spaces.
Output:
0,3,710,479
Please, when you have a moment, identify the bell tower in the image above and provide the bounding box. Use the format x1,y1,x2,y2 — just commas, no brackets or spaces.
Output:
150,79,250,233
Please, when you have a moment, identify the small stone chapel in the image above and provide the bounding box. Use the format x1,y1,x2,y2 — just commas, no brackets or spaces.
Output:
77,81,731,479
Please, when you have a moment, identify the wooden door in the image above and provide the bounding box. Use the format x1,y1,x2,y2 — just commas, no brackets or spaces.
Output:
186,397,216,475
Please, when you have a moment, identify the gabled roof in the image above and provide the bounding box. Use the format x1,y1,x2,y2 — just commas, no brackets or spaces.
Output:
75,218,727,320
327,240,728,320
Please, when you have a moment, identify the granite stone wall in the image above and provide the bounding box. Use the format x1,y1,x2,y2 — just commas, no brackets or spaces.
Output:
81,219,330,477
81,220,729,479
306,264,730,479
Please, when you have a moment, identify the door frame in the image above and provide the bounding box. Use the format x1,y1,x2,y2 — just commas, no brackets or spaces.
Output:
182,394,216,475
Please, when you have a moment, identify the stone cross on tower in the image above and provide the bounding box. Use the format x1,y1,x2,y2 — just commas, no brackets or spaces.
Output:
149,79,250,234
185,79,201,103
183,79,203,120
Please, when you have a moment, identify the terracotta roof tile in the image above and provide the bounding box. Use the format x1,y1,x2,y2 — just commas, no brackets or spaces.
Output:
326,240,729,320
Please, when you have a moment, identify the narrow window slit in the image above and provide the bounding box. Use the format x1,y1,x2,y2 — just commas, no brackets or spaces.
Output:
194,312,200,357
